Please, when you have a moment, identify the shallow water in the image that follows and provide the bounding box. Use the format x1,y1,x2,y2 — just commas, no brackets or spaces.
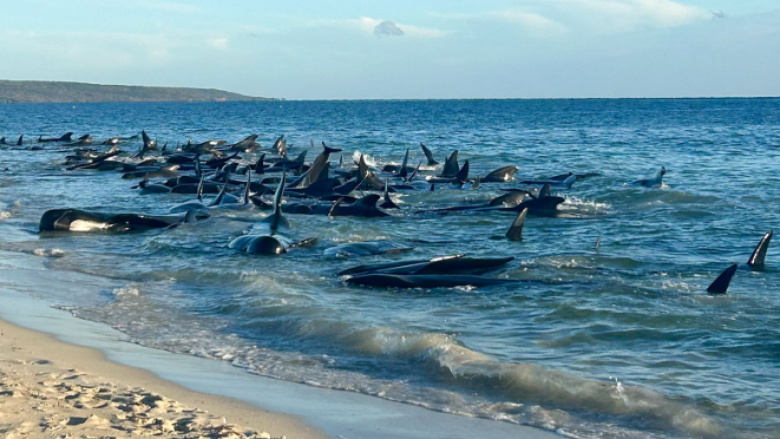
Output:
1,99,779,439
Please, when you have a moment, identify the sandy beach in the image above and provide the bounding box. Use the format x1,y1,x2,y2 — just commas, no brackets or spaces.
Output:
0,317,326,439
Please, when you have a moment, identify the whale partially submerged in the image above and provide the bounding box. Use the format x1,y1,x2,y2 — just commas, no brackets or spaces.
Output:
39,209,203,233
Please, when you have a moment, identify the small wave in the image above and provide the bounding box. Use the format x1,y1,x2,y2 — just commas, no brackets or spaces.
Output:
111,286,141,298
32,248,66,258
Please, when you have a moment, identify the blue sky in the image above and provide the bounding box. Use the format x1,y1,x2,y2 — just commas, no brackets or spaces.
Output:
1,0,779,99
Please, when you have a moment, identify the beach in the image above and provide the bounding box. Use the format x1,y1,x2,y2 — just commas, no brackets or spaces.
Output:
0,315,325,439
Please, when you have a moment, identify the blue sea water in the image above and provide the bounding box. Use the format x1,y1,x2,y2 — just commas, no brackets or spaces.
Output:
0,99,779,439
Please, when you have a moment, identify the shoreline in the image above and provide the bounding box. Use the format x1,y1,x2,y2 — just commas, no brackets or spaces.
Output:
0,315,324,439
0,250,560,439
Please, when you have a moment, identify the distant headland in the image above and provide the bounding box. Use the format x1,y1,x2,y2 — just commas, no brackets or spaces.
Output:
0,80,273,104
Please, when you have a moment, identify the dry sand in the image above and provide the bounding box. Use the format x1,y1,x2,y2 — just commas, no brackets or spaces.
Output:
0,318,328,439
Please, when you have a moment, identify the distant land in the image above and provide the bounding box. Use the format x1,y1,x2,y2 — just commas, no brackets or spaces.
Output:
0,80,273,104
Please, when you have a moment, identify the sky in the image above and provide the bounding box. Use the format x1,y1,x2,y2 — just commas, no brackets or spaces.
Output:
1,0,779,99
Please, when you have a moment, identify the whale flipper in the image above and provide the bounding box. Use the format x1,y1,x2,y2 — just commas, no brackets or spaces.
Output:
420,143,439,165
747,230,773,268
707,264,738,294
506,208,528,241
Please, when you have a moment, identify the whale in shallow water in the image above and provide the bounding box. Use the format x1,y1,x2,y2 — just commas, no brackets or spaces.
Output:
634,166,666,187
39,209,203,233
328,194,390,218
521,173,577,189
481,166,518,183
323,241,413,259
39,132,74,143
338,254,514,277
230,171,315,255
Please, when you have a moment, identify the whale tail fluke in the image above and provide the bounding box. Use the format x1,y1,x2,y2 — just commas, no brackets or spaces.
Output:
420,143,439,166
707,264,738,294
322,141,343,155
747,230,773,268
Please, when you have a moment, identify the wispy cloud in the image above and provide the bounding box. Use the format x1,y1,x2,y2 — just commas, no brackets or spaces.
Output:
548,0,711,30
121,0,200,14
436,0,711,36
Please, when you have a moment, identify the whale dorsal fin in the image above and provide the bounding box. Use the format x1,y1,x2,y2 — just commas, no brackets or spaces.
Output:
539,183,552,198
399,148,409,179
381,179,399,209
243,167,252,205
747,230,773,268
441,150,459,177
196,172,205,201
506,208,528,241
255,153,265,175
456,160,470,184
707,264,738,294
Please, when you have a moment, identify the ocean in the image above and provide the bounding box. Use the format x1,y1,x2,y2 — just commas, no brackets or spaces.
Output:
1,99,778,439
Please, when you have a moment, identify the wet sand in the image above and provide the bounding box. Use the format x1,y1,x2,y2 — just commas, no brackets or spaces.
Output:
0,317,326,439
